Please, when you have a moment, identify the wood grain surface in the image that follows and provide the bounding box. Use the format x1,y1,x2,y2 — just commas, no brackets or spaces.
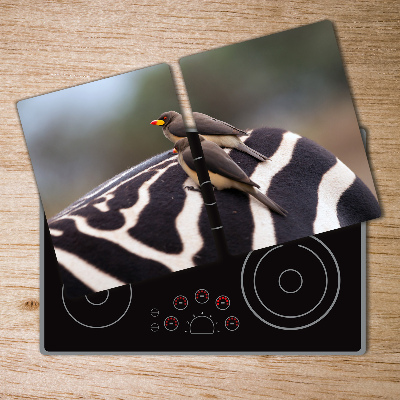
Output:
1,1,399,398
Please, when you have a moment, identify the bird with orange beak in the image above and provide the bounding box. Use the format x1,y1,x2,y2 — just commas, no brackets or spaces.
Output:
151,111,269,162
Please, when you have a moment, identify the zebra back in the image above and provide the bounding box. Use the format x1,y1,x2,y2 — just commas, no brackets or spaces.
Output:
49,127,380,297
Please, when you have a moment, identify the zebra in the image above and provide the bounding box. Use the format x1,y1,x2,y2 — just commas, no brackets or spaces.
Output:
49,127,380,298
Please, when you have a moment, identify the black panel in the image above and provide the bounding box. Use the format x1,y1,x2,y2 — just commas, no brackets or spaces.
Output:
43,223,363,353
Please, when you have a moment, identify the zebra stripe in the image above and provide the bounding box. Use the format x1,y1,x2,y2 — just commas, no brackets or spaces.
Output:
314,159,356,234
54,169,205,275
55,247,125,292
247,131,301,249
49,228,63,237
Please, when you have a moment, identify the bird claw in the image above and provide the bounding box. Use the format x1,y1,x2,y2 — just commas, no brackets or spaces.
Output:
184,185,201,192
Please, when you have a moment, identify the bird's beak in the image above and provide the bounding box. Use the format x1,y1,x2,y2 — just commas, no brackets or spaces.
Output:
150,119,165,126
173,148,178,154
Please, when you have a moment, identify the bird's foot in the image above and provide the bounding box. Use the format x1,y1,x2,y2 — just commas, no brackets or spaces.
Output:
184,185,201,192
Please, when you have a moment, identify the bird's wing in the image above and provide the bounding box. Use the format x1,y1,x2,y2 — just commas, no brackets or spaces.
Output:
185,141,259,187
167,114,187,138
193,112,248,136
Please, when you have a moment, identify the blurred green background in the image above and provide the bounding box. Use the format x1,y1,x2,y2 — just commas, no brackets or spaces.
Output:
180,20,376,197
18,63,180,219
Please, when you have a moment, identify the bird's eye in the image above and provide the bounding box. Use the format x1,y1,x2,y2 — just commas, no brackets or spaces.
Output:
164,116,167,119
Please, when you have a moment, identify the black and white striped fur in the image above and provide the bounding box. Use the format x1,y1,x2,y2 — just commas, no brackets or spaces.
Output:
49,127,380,297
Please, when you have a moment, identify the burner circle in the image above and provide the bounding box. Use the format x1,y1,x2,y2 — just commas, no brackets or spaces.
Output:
85,290,110,306
241,236,340,330
278,269,303,294
62,284,132,329
253,246,328,319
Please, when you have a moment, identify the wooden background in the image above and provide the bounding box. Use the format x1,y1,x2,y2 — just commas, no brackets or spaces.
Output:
1,1,399,398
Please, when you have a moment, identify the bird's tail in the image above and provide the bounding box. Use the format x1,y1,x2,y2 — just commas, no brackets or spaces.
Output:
236,142,270,162
249,188,287,216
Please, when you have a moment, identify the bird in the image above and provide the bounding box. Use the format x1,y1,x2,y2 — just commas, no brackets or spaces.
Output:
150,111,269,161
173,136,287,216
